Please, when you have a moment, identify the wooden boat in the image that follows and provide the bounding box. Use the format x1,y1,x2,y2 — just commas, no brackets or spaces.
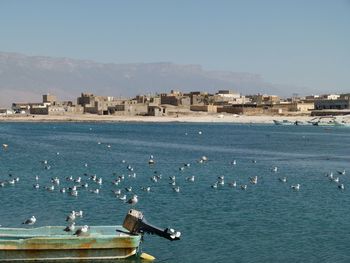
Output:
0,210,180,262
0,226,140,262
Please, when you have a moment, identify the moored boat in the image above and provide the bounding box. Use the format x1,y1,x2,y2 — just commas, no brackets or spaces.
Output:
273,120,294,125
0,209,180,262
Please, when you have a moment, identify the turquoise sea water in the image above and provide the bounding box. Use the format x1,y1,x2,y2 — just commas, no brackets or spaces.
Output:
1,122,350,263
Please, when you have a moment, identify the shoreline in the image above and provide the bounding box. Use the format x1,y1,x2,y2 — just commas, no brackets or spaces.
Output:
0,113,317,124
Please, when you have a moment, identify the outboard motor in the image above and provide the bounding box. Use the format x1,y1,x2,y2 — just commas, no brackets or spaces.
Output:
122,209,181,241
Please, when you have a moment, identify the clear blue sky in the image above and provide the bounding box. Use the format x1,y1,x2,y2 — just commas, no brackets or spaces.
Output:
0,0,349,92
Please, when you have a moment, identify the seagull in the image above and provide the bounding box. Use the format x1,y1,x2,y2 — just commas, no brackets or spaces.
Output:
279,177,287,183
151,176,158,183
241,185,247,190
97,178,103,185
90,189,100,194
338,184,345,190
46,185,55,191
231,160,237,165
70,190,78,197
272,166,278,172
74,225,89,236
229,181,237,187
113,189,122,195
173,186,180,193
127,195,138,205
186,176,195,182
64,222,76,232
291,184,300,190
66,211,76,222
141,186,151,192
23,216,36,225
337,170,346,175
250,176,258,184
333,177,340,183
211,182,218,189
66,176,74,181
119,195,127,201
51,177,60,185
60,188,66,193
75,211,83,218
74,177,82,183
198,131,202,135
125,186,132,192
33,183,40,189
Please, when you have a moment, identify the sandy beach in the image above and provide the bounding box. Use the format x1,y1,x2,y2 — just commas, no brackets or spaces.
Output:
0,113,316,124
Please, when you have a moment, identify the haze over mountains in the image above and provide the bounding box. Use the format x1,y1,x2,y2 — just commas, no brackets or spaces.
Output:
0,52,310,107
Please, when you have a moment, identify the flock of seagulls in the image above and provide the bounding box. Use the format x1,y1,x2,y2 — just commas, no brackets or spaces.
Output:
1,128,348,237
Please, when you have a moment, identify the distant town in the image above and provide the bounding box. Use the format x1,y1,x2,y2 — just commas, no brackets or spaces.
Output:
1,90,350,117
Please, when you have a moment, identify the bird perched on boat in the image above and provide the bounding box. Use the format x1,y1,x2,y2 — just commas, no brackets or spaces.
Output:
127,195,138,205
64,222,76,232
74,225,89,236
23,216,36,225
291,184,300,190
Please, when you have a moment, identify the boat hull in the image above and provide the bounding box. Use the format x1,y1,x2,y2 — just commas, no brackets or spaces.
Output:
0,226,141,262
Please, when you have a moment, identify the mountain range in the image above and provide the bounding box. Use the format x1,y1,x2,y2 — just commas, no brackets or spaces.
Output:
0,52,310,107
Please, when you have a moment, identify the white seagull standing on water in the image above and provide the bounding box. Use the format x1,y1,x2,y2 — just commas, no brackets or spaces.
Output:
291,184,300,190
127,195,138,205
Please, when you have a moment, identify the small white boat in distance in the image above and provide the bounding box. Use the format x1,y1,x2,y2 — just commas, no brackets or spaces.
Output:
273,120,294,125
